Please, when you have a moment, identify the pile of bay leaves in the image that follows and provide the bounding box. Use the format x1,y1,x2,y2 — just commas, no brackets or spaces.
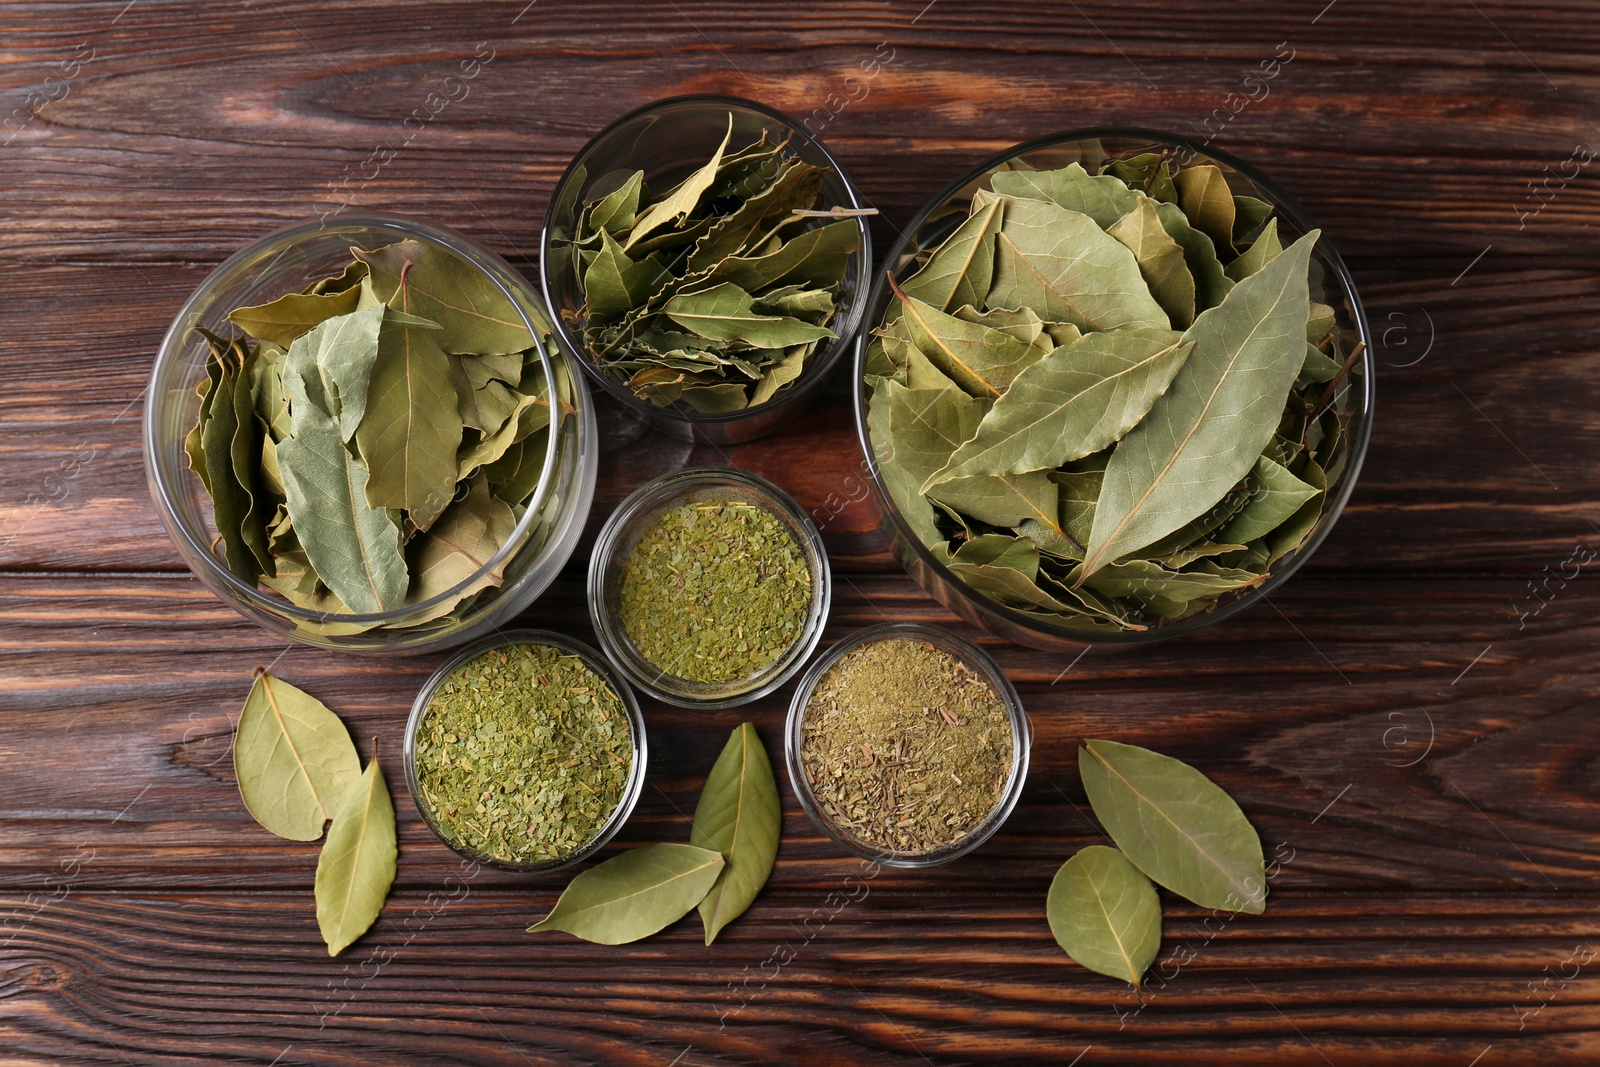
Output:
865,154,1354,633
186,239,558,630
559,116,861,413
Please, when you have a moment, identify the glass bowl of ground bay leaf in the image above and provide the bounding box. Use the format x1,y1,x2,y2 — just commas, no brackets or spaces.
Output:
404,629,647,872
588,467,832,709
144,213,599,652
786,622,1031,867
541,94,874,444
853,128,1374,651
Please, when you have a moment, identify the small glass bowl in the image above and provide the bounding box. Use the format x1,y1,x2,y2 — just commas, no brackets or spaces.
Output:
852,127,1375,651
143,212,599,653
541,94,873,445
403,629,648,873
588,467,832,709
785,622,1032,867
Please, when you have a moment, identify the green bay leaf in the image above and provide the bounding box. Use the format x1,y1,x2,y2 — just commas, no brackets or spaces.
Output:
353,240,533,355
228,282,364,349
1173,164,1237,252
1108,197,1196,328
624,115,733,251
1216,454,1320,545
234,672,363,842
691,723,781,945
868,379,987,547
584,229,670,323
1079,739,1266,914
899,196,1004,313
1047,845,1161,987
662,282,833,348
314,755,398,956
283,304,385,441
526,843,725,945
1079,232,1318,578
991,163,1140,229
891,279,1044,398
705,218,860,292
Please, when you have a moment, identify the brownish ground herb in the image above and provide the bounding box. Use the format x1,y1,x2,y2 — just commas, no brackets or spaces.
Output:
414,642,632,867
618,499,812,684
800,637,1013,853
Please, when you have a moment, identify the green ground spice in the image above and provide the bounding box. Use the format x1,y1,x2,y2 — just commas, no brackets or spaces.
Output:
800,637,1013,854
415,642,632,866
618,498,813,684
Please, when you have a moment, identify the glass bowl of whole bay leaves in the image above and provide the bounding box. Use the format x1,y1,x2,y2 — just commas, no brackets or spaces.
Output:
144,213,600,652
854,128,1374,650
540,94,874,444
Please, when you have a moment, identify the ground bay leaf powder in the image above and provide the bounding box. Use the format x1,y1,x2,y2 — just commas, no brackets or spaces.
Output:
800,637,1014,854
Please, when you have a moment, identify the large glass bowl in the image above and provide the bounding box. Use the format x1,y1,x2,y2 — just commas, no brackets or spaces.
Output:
144,212,598,653
851,128,1374,651
541,94,873,445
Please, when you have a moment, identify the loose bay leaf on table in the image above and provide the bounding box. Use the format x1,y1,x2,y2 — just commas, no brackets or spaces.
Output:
890,279,1044,398
989,196,1168,333
624,115,733,252
354,308,464,529
1107,197,1196,328
1047,845,1161,987
991,163,1140,229
662,282,834,348
527,843,725,945
1079,232,1318,578
234,672,363,842
898,195,1003,313
315,755,397,957
1079,739,1266,914
928,328,1192,486
280,357,409,614
1173,165,1237,253
691,723,782,945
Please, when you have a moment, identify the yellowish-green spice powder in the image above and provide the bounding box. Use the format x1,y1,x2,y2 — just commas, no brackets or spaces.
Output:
415,643,631,867
801,637,1013,853
619,498,813,684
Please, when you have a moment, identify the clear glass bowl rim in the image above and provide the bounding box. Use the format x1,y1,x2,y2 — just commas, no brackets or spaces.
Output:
586,465,833,710
849,125,1377,646
144,210,566,625
538,92,875,427
401,628,650,873
784,621,1033,867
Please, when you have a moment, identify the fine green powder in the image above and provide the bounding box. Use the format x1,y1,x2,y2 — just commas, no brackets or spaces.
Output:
800,637,1013,854
415,642,632,867
619,498,813,684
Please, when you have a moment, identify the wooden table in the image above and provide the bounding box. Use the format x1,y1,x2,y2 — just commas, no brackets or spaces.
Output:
3,1,1596,1062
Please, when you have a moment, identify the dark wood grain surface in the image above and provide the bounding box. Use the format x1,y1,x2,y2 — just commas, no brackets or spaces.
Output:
3,1,1598,1063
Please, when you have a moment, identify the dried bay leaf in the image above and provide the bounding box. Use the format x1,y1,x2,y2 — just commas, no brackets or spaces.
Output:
355,307,464,528
527,843,725,945
890,278,1044,398
314,754,397,956
869,379,987,547
1079,739,1266,914
404,478,517,623
989,196,1168,333
1173,164,1237,252
280,356,409,614
234,672,363,842
354,240,533,355
1156,201,1234,313
928,328,1192,486
228,281,364,349
624,115,733,251
1047,845,1161,987
283,304,385,440
1216,454,1320,545
992,162,1140,229
691,723,781,945
1107,197,1196,328
1225,217,1283,282
662,282,834,348
706,217,859,292
584,230,671,322
898,195,1004,313
927,468,1060,532
1080,232,1318,578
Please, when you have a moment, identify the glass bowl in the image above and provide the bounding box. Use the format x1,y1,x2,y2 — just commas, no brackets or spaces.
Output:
852,127,1374,651
402,629,647,873
588,467,832,709
541,94,873,445
143,212,599,653
785,622,1031,867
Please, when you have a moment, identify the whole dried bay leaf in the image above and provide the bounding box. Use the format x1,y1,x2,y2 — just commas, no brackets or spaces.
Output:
354,240,533,355
355,307,464,528
283,303,385,441
1047,845,1161,987
1225,217,1283,283
1216,454,1320,545
705,217,860,291
280,356,409,614
623,115,733,252
1107,197,1196,328
1079,232,1317,578
662,282,834,348
404,478,517,623
1173,164,1237,252
527,843,725,945
315,753,397,956
228,280,364,348
890,278,1044,399
1079,739,1266,914
584,229,670,323
928,328,1192,486
868,379,987,547
927,468,1060,532
991,163,1140,229
898,195,1003,313
234,672,363,842
691,723,781,945
989,196,1168,333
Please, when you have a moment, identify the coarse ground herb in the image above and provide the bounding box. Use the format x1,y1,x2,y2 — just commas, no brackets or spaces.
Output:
619,499,812,684
414,642,632,867
800,637,1013,853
